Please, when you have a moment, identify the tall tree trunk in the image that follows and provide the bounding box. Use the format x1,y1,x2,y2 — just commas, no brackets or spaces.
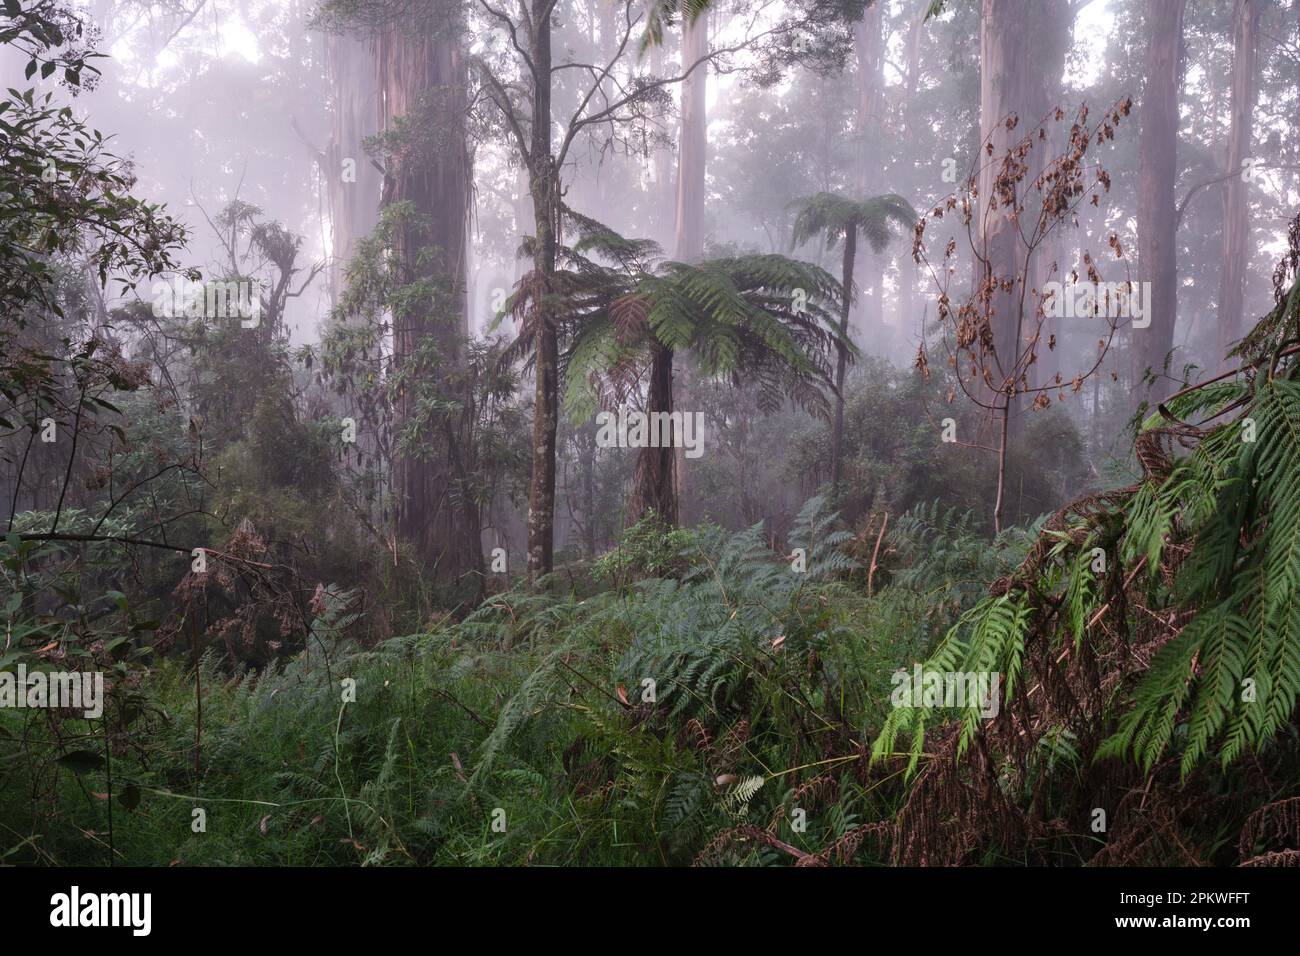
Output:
896,3,925,334
627,344,678,525
653,13,708,528
597,0,618,52
1027,6,1072,395
1136,0,1186,397
674,12,708,262
327,29,393,540
526,0,560,577
326,35,381,308
379,17,482,595
831,228,857,502
650,40,676,244
977,0,1068,531
978,0,1034,424
854,2,885,348
1217,0,1260,368
976,0,1070,430
854,4,885,185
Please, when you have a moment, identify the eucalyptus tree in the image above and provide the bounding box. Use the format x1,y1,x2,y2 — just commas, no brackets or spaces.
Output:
1216,0,1260,370
1136,0,1187,395
314,0,483,594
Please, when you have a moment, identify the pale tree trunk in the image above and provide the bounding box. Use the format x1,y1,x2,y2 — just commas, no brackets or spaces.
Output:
854,2,886,348
513,165,534,281
674,12,708,262
597,0,618,52
977,0,1068,531
896,3,925,333
902,3,922,105
854,4,885,186
379,20,483,594
977,0,1068,433
652,11,708,528
650,40,677,243
1026,6,1072,394
977,0,1037,422
1216,0,1260,368
327,34,381,308
1136,0,1187,398
858,255,882,343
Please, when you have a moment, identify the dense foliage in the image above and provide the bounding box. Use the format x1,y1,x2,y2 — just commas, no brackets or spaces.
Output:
4,0,1300,870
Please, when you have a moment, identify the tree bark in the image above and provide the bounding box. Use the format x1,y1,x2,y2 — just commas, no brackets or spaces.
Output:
1136,0,1187,397
977,0,1034,420
627,343,678,526
854,2,886,348
973,0,1070,532
674,12,708,262
326,34,381,308
526,0,560,578
658,13,708,527
896,3,925,334
378,18,482,594
976,0,1067,425
650,39,676,243
1216,0,1260,368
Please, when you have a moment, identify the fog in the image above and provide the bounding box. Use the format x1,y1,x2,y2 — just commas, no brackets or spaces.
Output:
4,0,1300,873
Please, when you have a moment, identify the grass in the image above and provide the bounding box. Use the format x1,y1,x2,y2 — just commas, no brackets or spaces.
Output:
2,507,936,866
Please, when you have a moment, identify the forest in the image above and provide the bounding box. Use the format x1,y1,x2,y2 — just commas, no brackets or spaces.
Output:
2,0,1300,871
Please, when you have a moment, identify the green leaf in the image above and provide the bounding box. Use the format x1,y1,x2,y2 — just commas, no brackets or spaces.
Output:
56,750,104,775
120,782,141,810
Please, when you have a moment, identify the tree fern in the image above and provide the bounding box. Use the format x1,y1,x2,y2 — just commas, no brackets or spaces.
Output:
1106,376,1300,773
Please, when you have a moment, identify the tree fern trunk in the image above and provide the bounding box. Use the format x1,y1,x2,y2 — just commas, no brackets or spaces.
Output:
627,344,678,526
